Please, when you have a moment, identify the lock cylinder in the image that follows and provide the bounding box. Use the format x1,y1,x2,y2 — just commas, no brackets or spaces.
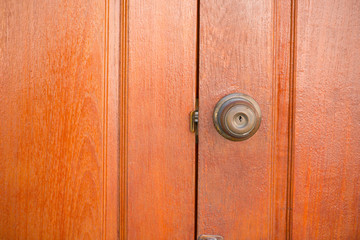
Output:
213,93,261,141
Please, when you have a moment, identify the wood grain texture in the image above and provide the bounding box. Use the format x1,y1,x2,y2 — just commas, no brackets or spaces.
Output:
0,0,119,239
292,0,360,238
198,0,291,238
107,0,121,239
119,0,128,239
272,1,293,238
126,0,197,239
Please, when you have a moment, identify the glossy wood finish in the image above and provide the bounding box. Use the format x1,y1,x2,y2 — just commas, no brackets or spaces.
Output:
126,0,197,239
0,1,120,239
292,0,360,238
198,0,292,238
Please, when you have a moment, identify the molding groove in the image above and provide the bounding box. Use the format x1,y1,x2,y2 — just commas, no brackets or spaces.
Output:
119,0,129,239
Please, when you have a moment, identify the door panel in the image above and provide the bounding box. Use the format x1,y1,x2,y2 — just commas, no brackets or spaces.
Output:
198,0,360,239
293,0,360,238
0,1,119,239
127,0,197,239
198,0,291,238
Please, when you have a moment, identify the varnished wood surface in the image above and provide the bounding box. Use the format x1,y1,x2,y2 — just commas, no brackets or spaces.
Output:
0,1,119,239
2,1,359,239
126,0,197,239
119,0,128,239
272,1,293,238
292,0,360,238
198,0,292,238
107,0,121,239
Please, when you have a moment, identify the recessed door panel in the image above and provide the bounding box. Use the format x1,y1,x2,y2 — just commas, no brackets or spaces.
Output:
0,0,120,239
198,0,291,238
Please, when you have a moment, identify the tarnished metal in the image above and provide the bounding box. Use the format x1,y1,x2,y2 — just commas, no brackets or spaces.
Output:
198,235,224,240
190,109,199,133
213,93,261,141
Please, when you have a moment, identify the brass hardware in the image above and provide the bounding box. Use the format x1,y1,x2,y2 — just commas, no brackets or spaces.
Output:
213,93,261,141
190,110,199,133
190,98,199,134
198,235,224,240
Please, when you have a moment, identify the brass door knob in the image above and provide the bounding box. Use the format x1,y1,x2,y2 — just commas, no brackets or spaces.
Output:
213,93,261,141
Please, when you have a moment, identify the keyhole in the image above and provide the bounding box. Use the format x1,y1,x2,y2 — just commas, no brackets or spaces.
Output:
239,115,243,122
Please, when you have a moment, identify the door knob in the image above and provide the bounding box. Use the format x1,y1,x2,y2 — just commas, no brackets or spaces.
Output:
213,93,261,141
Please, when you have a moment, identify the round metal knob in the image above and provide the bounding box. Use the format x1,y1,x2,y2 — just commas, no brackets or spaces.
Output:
213,93,261,141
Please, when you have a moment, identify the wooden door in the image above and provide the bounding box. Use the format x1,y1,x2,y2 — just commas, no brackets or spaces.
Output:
198,0,360,239
1,0,359,239
1,0,197,239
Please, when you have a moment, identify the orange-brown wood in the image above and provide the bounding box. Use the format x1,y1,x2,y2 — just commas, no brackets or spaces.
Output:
292,0,360,238
198,0,292,238
119,0,128,239
273,1,293,238
0,1,120,239
126,0,197,239
2,1,359,239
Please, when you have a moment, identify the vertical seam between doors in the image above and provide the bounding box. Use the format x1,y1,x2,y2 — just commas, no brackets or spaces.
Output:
195,0,201,239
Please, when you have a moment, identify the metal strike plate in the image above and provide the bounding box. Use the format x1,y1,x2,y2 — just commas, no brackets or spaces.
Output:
213,93,261,141
198,234,224,240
